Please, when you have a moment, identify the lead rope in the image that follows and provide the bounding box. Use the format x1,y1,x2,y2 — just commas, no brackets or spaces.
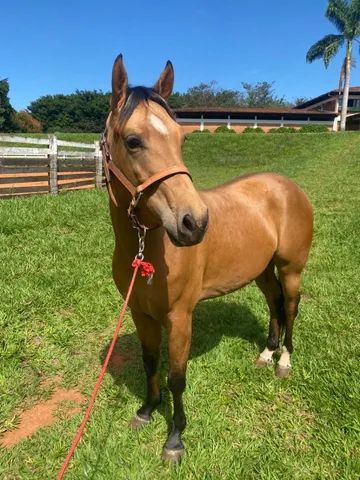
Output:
56,231,154,479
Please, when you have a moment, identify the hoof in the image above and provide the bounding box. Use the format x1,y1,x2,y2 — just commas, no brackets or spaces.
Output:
161,447,184,463
129,413,150,429
255,356,273,368
275,364,291,378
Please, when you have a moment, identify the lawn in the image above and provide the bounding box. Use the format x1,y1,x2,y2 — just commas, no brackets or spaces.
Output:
0,133,359,479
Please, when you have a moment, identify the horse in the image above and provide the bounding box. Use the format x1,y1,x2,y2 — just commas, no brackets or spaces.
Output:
103,54,313,462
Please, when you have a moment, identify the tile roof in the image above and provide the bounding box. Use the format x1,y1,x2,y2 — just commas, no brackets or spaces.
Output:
294,87,360,109
174,107,336,116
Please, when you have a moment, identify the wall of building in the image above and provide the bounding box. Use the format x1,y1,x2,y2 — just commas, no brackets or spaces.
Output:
181,123,202,134
346,115,360,131
301,95,360,113
313,99,337,111
179,121,330,133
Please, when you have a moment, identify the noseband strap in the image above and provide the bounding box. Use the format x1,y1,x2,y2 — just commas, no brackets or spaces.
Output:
100,133,192,229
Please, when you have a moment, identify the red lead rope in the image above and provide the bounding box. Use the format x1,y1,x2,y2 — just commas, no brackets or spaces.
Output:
56,259,155,480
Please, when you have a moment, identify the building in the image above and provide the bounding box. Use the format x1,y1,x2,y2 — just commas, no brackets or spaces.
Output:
175,107,337,133
175,87,360,132
295,87,360,131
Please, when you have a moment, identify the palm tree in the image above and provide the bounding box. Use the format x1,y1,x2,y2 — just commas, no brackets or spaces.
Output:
306,0,360,131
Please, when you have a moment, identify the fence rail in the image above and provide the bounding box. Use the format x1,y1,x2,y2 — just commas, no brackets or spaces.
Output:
0,135,105,199
0,135,50,145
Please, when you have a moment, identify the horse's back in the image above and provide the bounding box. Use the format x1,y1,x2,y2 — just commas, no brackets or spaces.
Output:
204,171,313,235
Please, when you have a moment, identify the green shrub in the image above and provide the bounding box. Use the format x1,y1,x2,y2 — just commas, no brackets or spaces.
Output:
242,127,264,134
300,124,329,133
214,126,236,133
268,127,297,134
192,129,211,134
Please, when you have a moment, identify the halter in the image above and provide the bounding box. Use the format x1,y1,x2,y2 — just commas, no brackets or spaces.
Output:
100,132,192,232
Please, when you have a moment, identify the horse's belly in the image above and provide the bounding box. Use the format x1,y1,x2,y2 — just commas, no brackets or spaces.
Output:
200,222,276,300
200,257,270,299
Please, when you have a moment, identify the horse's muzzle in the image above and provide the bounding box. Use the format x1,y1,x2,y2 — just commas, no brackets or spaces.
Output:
168,209,209,247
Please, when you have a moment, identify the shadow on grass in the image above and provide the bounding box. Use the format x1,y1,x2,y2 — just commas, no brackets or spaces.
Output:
100,299,266,424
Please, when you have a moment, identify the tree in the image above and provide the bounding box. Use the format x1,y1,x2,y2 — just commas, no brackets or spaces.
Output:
0,79,17,132
293,96,311,106
169,81,244,108
168,81,288,109
241,81,289,107
29,90,110,132
306,0,360,131
168,92,187,108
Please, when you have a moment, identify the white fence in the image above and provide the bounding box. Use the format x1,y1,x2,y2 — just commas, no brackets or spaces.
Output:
0,135,104,198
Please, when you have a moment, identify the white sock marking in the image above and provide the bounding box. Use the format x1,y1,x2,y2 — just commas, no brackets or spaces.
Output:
149,113,169,136
259,347,275,363
278,346,291,368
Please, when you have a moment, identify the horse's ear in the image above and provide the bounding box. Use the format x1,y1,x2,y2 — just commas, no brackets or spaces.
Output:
111,54,128,112
153,61,174,100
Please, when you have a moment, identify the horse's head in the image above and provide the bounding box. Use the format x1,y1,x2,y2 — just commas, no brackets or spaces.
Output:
105,55,208,247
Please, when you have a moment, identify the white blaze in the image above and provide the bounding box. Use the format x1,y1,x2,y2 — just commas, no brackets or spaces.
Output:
149,113,169,136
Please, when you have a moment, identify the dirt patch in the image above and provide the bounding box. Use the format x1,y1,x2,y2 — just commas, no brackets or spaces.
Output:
110,351,127,369
0,388,85,448
107,338,139,371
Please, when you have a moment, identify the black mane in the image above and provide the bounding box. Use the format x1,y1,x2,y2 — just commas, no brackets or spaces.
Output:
119,86,175,124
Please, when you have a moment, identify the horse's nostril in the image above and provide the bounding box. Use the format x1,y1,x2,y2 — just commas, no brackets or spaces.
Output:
182,213,197,233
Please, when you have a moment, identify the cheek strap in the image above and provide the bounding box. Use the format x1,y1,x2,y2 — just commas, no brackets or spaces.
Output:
100,134,192,216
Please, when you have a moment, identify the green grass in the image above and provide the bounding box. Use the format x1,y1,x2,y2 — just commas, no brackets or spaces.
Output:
1,133,360,479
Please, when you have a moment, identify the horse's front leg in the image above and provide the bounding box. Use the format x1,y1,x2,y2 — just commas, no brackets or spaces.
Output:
162,309,192,462
130,309,162,428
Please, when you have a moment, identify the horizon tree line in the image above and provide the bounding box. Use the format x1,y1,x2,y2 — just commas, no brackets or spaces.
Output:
0,80,307,133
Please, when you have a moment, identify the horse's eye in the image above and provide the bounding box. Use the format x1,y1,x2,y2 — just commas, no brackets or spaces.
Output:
125,135,143,150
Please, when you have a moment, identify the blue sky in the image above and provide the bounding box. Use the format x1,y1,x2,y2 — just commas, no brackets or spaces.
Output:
2,0,360,110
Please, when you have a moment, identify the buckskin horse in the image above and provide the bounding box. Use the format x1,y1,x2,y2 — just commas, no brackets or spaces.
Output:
102,55,313,462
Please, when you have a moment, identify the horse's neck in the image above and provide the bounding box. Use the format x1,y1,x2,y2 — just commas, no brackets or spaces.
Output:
109,190,139,260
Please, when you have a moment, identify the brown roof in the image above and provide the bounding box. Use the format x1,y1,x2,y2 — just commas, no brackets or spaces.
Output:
295,86,360,109
175,107,336,116
339,86,360,92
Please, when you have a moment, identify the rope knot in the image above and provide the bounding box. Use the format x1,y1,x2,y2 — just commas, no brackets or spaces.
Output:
132,258,155,284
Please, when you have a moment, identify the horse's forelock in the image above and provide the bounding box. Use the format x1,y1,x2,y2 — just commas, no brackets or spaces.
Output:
119,86,175,126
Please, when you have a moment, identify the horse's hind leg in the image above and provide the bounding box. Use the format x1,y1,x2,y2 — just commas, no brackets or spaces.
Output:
275,265,302,378
255,260,285,367
130,309,162,428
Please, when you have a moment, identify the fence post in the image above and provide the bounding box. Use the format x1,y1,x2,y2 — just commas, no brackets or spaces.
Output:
48,134,58,194
95,140,103,189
